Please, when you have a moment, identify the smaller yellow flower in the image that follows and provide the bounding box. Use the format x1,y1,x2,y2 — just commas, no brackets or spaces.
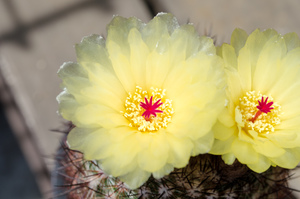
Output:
210,28,300,172
57,13,226,189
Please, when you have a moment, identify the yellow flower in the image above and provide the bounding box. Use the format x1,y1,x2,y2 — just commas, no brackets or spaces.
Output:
57,13,225,189
210,28,300,172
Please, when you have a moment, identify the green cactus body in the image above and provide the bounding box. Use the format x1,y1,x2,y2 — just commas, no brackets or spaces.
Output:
53,129,294,199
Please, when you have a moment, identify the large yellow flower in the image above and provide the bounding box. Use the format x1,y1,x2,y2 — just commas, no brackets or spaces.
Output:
57,13,225,189
210,28,300,172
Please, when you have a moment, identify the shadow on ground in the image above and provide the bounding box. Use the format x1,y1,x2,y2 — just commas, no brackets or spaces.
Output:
0,103,42,199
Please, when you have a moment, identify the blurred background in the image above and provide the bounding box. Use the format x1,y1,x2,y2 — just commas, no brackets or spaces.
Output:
0,0,299,198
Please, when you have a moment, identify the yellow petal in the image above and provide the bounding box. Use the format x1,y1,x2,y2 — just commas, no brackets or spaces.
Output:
152,164,174,179
85,64,127,104
226,69,243,105
138,133,169,172
248,130,258,139
231,28,248,56
166,133,193,168
238,128,254,144
168,27,190,63
249,130,268,142
119,168,151,189
67,127,112,160
221,43,237,68
58,62,91,94
188,52,224,86
101,156,138,177
174,82,217,114
213,120,236,141
232,138,258,164
180,102,223,140
75,35,112,72
163,60,193,100
210,135,235,155
281,95,300,120
75,104,128,128
277,116,300,130
141,13,177,51
166,107,198,139
80,86,124,112
198,36,216,55
278,86,300,119
222,153,236,165
253,140,285,158
145,49,171,88
192,130,214,155
243,29,267,69
57,91,79,121
269,48,300,101
283,32,300,51
237,47,252,92
165,52,223,102
235,106,244,127
166,54,225,140
266,130,298,148
247,154,271,173
128,28,149,88
107,16,143,57
269,148,300,169
75,35,127,100
175,24,200,58
107,40,136,93
101,132,142,176
262,29,278,40
109,127,137,142
217,107,236,128
253,35,286,93
58,62,88,82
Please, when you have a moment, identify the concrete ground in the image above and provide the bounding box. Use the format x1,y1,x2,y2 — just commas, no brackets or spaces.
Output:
0,0,299,198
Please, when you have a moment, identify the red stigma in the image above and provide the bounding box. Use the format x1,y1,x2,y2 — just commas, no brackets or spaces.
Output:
250,96,274,123
257,96,274,113
140,96,163,119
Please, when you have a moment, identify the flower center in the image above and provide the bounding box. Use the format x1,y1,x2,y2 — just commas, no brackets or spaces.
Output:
122,86,174,132
237,91,281,134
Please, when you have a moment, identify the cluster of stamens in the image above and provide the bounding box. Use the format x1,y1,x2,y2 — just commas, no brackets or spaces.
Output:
122,86,174,132
237,91,281,134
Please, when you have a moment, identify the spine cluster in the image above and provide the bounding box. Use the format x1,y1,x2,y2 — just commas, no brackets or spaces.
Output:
53,124,295,199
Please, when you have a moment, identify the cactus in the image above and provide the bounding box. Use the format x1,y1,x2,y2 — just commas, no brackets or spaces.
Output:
52,124,297,199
